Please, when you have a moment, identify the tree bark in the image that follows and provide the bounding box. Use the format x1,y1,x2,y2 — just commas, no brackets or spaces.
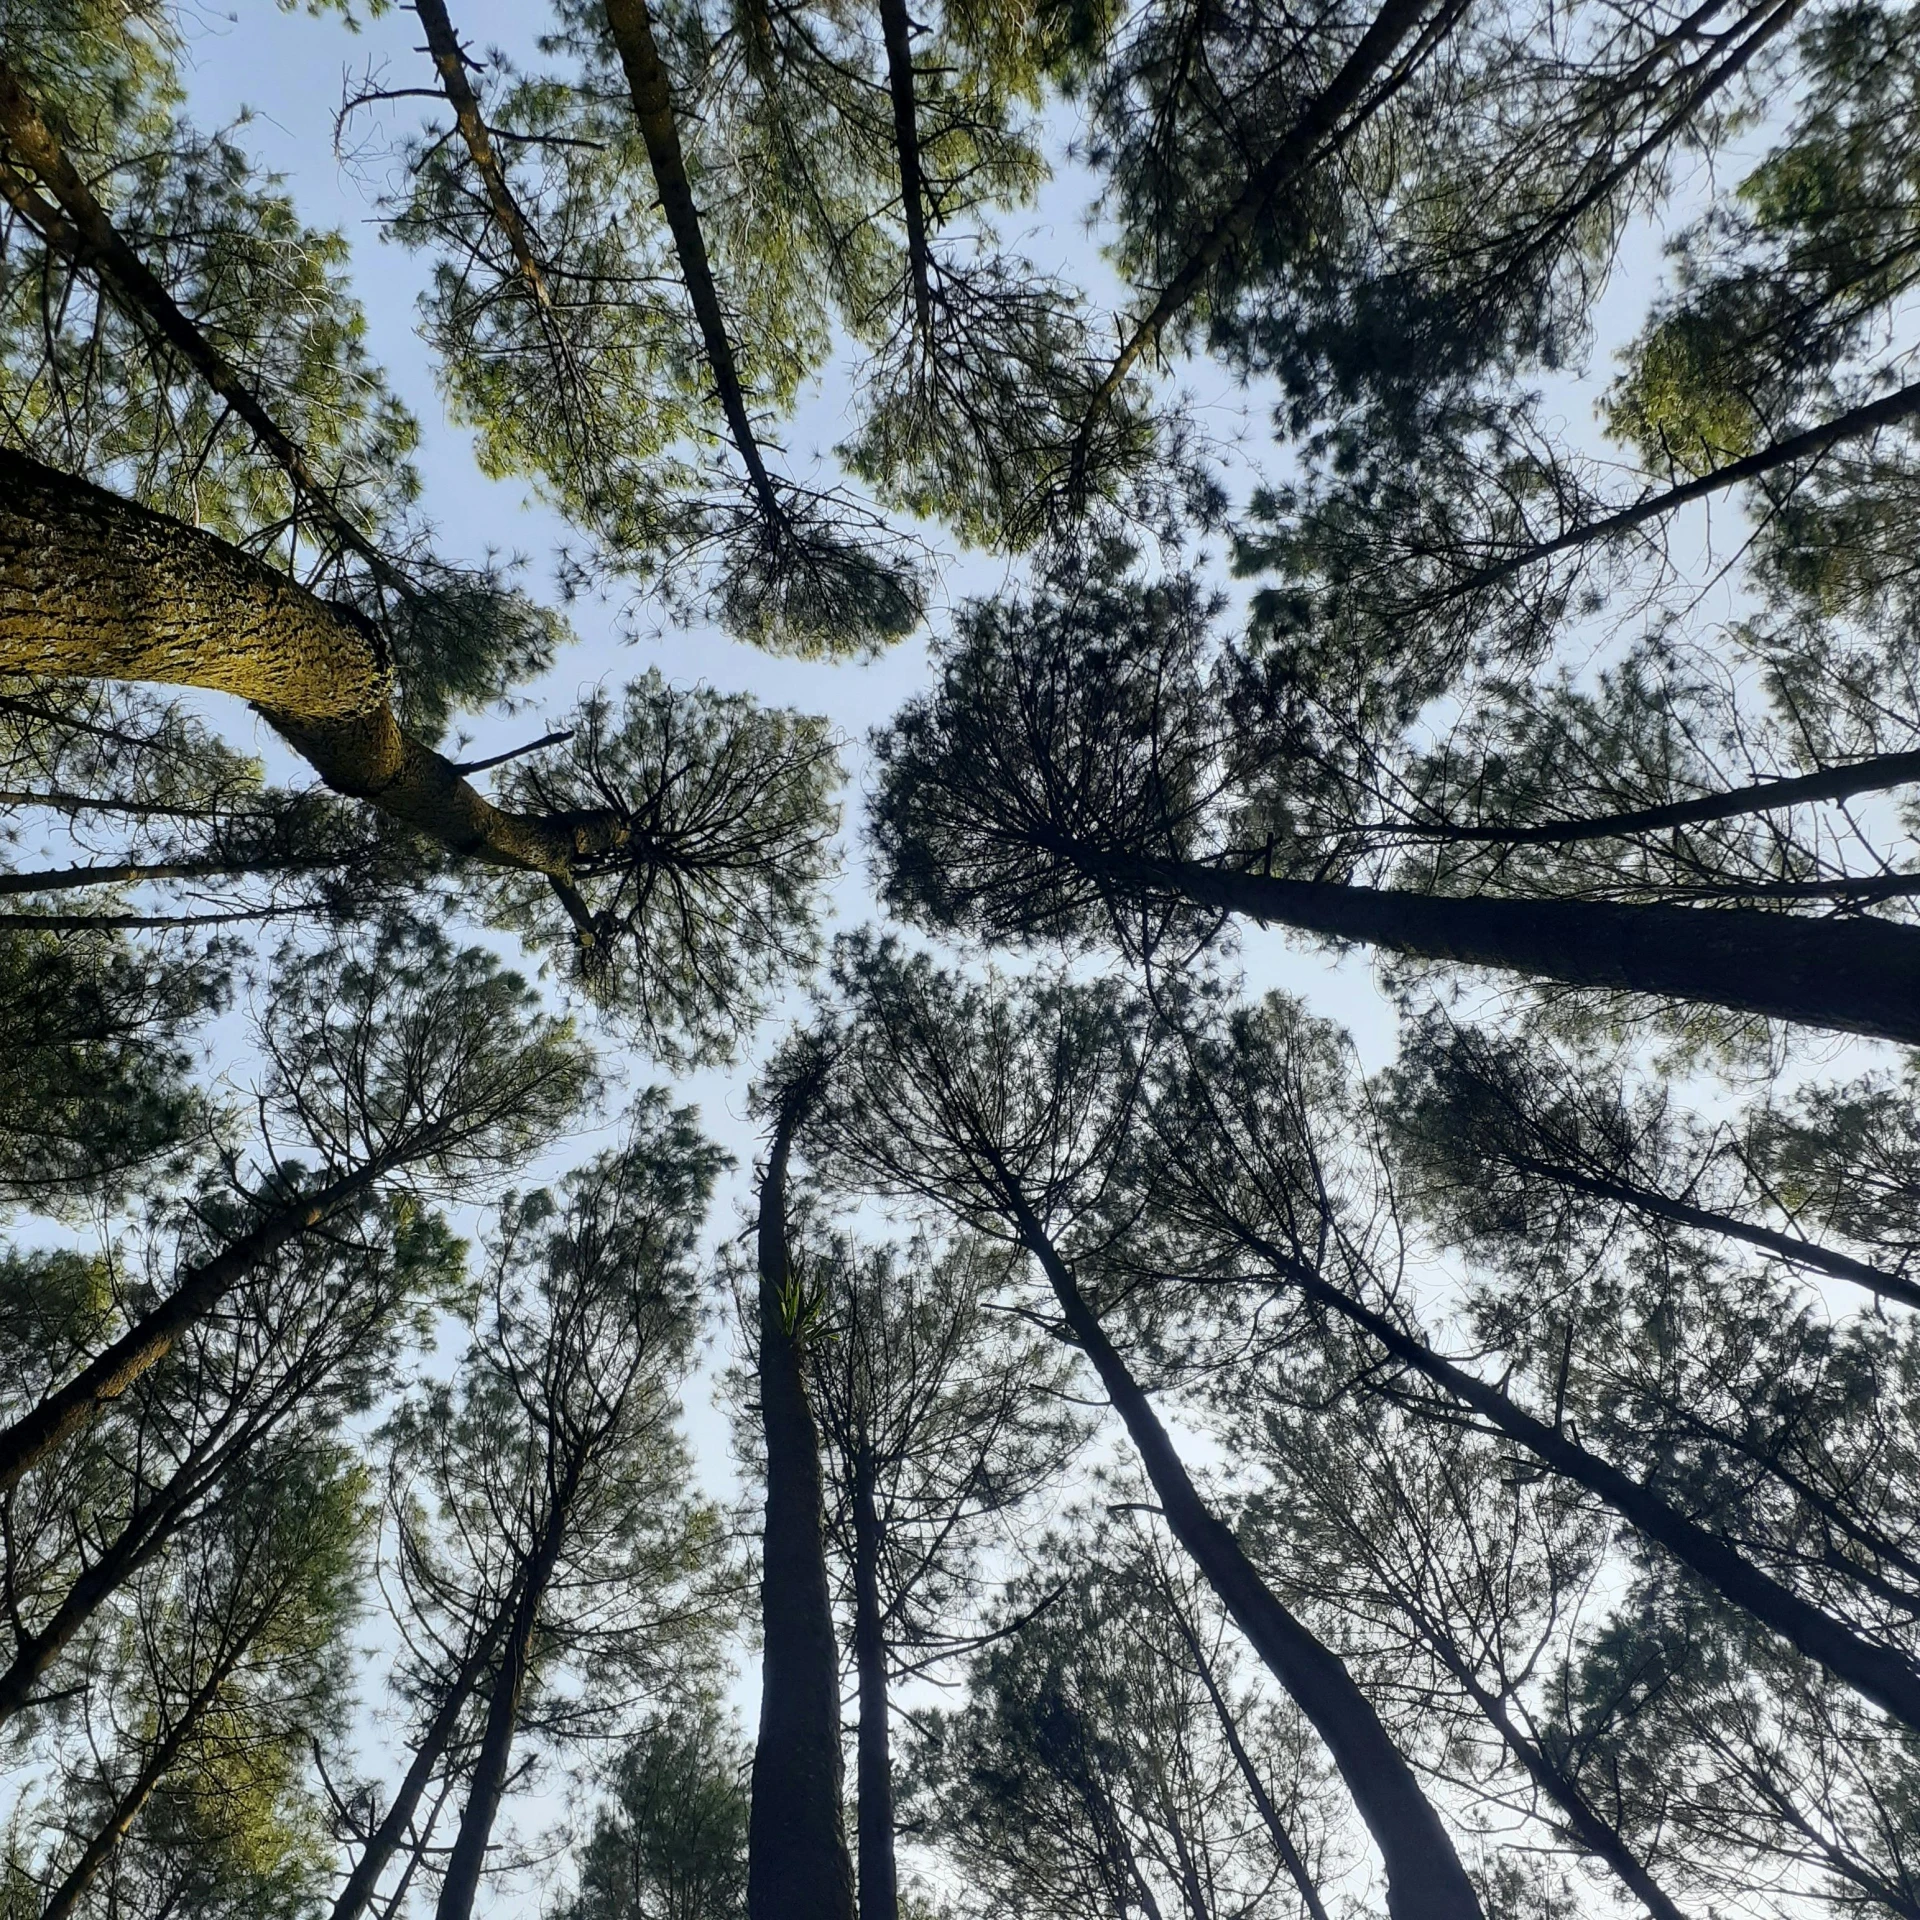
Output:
1079,846,1920,1046
852,1439,899,1920
0,1150,432,1496
877,0,933,342
433,1465,579,1920
0,451,625,901
38,1641,246,1920
1233,1223,1920,1734
989,1165,1485,1920
328,1588,518,1920
0,63,388,577
748,1088,857,1920
1495,1148,1920,1309
1384,747,1920,848
601,0,783,525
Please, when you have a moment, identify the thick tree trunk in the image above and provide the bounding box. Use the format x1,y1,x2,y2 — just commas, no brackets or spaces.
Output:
1071,0,1438,478
601,0,783,524
748,1093,857,1920
1237,1224,1920,1733
990,1168,1484,1920
433,1473,578,1920
328,1590,518,1920
1082,847,1920,1045
852,1441,899,1920
0,451,623,894
0,1149,432,1496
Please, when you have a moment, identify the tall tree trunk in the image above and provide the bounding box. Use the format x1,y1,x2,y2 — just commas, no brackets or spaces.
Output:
433,1467,580,1920
1069,0,1440,481
38,1642,245,1920
1413,1614,1689,1920
877,0,933,342
1079,846,1920,1045
987,1162,1484,1920
1461,375,1920,594
748,1086,857,1920
1233,1222,1920,1733
1494,1147,1919,1307
328,1588,519,1920
0,62,388,577
0,1154,413,1495
852,1438,899,1920
0,451,624,930
1384,746,1920,848
600,0,783,526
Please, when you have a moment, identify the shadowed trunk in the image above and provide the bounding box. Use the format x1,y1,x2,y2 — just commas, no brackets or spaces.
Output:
0,1151,423,1495
1381,746,1920,847
1164,1599,1332,1920
1070,0,1438,480
433,1464,580,1920
748,1088,857,1920
328,1589,519,1920
39,1640,248,1920
1233,1221,1920,1733
877,0,933,342
1076,845,1920,1045
601,0,783,525
987,1160,1484,1920
852,1438,899,1920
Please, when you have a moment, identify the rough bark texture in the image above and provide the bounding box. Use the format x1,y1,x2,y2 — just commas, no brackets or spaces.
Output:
328,1593,518,1920
1070,0,1436,476
0,61,388,576
601,0,783,523
433,1475,578,1920
852,1442,899,1920
1086,848,1920,1046
1242,1228,1920,1734
992,1170,1485,1920
748,1096,857,1920
0,452,625,895
0,1155,407,1496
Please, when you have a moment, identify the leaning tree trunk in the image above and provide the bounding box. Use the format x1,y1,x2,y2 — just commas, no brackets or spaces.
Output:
1236,1223,1920,1734
851,1439,899,1920
748,1089,857,1920
1081,846,1920,1046
0,1148,428,1495
0,451,622,905
328,1588,519,1920
433,1467,579,1920
988,1163,1484,1920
